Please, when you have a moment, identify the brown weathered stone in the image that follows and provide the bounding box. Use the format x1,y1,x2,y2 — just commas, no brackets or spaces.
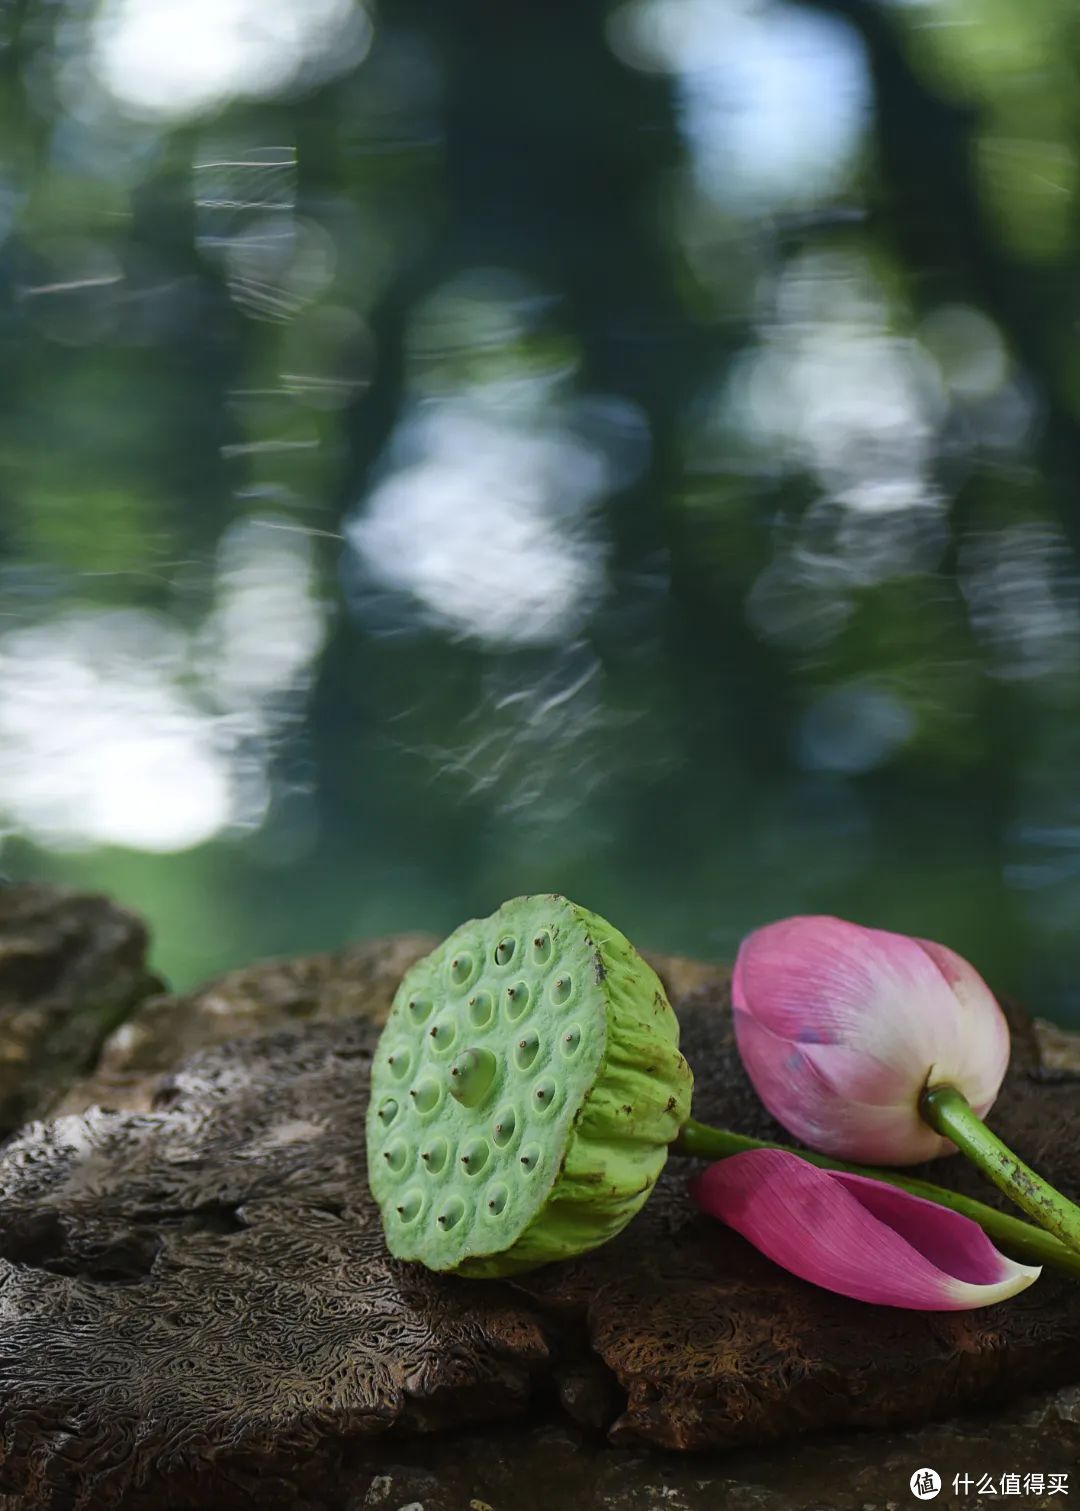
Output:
0,884,160,1136
0,897,1077,1508
0,1018,552,1509
55,940,718,1119
55,931,438,1117
1034,1017,1080,1078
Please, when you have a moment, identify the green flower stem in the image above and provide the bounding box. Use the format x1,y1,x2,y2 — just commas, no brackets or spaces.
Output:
674,1116,1080,1281
920,1083,1080,1258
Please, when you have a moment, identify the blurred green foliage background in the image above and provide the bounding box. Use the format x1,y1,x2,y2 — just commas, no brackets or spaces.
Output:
3,0,1080,1024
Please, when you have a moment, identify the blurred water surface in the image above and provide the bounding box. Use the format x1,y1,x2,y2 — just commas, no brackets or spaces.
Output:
3,0,1080,1023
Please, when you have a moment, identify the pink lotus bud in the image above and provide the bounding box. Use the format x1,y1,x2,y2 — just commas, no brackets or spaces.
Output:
692,1149,1040,1310
733,916,1010,1164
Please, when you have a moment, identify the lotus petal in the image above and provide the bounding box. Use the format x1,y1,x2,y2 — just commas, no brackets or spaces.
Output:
692,1149,1040,1311
732,916,1010,1163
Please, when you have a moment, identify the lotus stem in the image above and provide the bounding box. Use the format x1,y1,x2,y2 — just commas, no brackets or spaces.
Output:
919,1083,1080,1258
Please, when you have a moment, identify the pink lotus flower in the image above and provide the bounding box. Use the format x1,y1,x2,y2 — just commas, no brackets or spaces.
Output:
692,1149,1040,1310
733,916,1010,1164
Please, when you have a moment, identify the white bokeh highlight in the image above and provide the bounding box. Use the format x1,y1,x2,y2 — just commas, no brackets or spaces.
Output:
90,0,372,121
0,611,232,852
0,518,326,854
608,0,870,213
349,402,612,648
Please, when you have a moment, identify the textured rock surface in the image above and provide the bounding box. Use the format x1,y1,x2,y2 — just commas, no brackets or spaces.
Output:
1034,1017,1080,1077
0,885,160,1136
55,937,716,1119
0,892,1077,1508
54,931,440,1117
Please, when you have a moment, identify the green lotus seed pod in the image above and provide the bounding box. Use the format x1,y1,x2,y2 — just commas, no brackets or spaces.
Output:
367,894,694,1277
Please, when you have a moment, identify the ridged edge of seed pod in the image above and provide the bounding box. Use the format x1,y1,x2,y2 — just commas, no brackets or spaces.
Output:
453,902,693,1277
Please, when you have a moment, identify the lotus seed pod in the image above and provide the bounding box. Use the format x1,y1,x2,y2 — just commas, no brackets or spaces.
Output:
367,894,694,1277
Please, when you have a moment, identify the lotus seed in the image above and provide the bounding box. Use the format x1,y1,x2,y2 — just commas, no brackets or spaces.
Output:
461,1139,491,1175
514,1032,540,1071
429,1018,457,1055
561,1026,582,1058
420,1138,449,1174
494,937,516,966
407,996,434,1024
531,931,553,965
492,1106,517,1146
447,1047,498,1108
397,1190,423,1223
468,990,495,1028
532,1077,557,1112
384,1141,408,1173
551,975,572,1006
449,951,475,988
388,1048,412,1080
506,981,532,1022
519,1146,540,1173
411,1077,440,1115
377,1099,399,1126
486,1183,509,1215
437,1196,466,1230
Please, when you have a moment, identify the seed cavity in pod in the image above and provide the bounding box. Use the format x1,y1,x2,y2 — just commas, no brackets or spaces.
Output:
428,1017,457,1055
383,1140,409,1173
377,1098,399,1126
460,1139,491,1176
437,1196,466,1230
519,1145,541,1174
560,1025,582,1059
420,1137,449,1175
492,1106,517,1147
407,996,433,1025
514,1032,540,1072
494,936,516,967
448,950,476,989
387,1048,412,1081
448,1046,498,1108
486,1182,509,1216
531,930,553,965
550,974,573,1006
396,1190,423,1224
468,990,495,1029
410,1076,440,1115
505,981,532,1022
532,1077,557,1114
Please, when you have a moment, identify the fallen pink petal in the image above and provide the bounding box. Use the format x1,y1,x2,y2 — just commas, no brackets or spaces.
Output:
691,1149,1040,1311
